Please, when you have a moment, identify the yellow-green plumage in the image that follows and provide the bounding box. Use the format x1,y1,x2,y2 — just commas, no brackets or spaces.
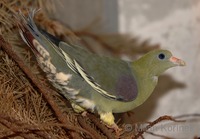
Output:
17,10,186,131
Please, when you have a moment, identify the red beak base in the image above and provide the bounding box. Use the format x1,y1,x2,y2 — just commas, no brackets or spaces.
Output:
170,56,186,66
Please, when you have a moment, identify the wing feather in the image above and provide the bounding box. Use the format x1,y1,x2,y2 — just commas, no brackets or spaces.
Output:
59,42,138,101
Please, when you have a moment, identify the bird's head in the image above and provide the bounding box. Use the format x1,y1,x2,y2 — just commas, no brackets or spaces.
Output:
134,49,186,76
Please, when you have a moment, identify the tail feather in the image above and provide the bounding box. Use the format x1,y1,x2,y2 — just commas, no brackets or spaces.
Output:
18,24,41,56
17,10,41,55
16,9,51,58
19,9,40,37
39,28,61,46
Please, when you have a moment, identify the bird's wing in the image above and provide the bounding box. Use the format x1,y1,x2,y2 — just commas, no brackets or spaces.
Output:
17,10,138,101
58,42,138,102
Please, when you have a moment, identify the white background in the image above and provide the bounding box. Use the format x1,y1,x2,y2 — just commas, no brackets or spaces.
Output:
119,1,200,138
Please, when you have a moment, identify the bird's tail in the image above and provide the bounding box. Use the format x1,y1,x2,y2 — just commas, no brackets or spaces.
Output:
16,9,53,59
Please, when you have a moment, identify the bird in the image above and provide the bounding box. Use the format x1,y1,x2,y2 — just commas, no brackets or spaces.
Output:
16,10,185,132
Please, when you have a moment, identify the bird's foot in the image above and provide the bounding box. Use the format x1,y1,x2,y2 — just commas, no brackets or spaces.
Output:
107,123,122,137
99,112,122,136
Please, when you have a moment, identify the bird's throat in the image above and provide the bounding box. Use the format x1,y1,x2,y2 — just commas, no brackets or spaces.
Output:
130,63,158,107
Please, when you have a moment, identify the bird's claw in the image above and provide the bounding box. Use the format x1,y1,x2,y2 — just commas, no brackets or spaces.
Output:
107,123,122,137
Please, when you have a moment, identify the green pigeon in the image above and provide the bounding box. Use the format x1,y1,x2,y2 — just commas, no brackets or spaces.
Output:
16,10,185,131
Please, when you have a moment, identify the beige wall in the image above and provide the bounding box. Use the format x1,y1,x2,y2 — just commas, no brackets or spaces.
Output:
53,0,118,33
120,1,200,138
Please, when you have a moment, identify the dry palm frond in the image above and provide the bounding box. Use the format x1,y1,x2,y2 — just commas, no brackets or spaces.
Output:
0,50,66,138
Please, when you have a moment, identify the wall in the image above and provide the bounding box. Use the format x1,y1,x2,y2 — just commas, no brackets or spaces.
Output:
53,0,118,33
119,0,200,138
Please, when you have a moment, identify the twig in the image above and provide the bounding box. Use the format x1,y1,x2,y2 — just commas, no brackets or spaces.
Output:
0,115,37,139
77,115,102,139
134,115,185,139
88,113,116,139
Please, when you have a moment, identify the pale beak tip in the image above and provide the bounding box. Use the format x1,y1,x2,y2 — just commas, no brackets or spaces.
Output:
170,56,186,66
179,60,186,66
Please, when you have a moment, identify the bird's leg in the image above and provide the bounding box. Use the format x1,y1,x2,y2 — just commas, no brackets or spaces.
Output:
100,112,122,135
71,103,87,116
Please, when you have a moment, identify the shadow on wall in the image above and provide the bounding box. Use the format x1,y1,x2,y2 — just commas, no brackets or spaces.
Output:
116,74,186,123
53,0,119,33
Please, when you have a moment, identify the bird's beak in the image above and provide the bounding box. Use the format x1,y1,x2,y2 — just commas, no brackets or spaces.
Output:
170,56,186,66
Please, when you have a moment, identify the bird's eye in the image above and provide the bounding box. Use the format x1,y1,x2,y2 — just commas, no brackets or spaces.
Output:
158,53,165,60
